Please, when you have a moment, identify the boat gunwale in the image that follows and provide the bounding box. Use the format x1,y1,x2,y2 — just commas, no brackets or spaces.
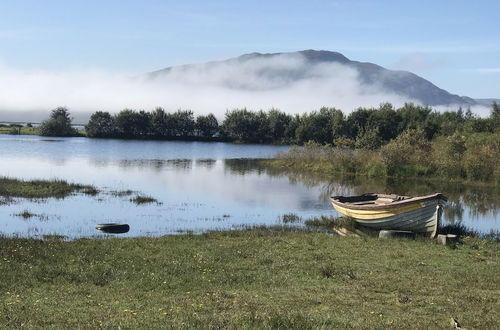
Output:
330,193,447,210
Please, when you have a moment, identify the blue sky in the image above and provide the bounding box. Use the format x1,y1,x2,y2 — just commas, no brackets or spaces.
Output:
0,0,499,98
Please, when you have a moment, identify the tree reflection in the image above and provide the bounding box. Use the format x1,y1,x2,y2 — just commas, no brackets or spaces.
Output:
223,159,500,224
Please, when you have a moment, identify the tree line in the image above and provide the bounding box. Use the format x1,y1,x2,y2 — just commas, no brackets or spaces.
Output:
38,103,500,147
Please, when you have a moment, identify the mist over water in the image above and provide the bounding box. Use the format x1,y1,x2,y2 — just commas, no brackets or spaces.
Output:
2,53,488,123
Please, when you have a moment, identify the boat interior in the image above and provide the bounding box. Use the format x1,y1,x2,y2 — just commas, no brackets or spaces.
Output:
333,194,411,206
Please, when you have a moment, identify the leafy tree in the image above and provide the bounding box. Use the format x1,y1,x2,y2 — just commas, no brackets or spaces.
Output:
346,108,372,139
170,110,195,138
365,103,400,141
267,109,291,143
284,114,301,143
491,102,500,132
86,111,115,138
330,109,347,142
396,103,432,132
114,109,151,138
151,107,170,138
436,110,466,136
355,127,383,150
295,107,341,144
196,113,219,138
222,109,270,143
39,107,76,137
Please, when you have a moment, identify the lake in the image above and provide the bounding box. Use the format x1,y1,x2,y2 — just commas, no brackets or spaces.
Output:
0,135,498,238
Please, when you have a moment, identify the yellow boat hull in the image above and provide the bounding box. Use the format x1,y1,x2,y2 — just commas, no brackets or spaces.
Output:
331,199,445,238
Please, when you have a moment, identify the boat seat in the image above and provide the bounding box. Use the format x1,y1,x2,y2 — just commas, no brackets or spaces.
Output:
351,201,376,205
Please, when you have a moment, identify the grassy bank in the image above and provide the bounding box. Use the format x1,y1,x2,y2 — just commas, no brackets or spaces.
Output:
264,131,500,186
0,126,39,135
0,177,98,199
0,230,498,329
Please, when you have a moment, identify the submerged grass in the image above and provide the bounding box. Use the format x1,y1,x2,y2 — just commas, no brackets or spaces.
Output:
0,177,99,199
0,230,498,329
281,213,301,223
130,195,159,205
110,189,134,197
13,210,37,219
12,210,49,221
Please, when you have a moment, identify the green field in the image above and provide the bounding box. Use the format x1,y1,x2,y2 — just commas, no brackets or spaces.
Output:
0,230,498,329
0,126,39,135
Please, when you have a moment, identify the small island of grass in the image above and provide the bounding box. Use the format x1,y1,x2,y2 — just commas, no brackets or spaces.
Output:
0,177,98,199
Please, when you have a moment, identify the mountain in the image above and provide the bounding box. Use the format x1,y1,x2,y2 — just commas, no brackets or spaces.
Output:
150,50,492,108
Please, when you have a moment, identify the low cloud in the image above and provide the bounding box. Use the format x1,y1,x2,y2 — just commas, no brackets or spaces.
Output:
0,53,469,122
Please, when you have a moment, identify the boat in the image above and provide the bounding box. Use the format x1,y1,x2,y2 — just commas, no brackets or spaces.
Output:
330,193,447,238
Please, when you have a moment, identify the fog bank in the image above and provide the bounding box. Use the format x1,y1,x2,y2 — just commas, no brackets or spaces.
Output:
0,53,489,122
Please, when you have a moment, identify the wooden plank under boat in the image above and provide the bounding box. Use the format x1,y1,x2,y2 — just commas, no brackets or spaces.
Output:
330,193,447,238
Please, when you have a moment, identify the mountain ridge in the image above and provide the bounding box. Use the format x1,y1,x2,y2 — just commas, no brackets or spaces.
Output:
151,50,496,107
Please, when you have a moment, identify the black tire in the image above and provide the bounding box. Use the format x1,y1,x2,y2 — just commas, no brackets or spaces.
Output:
96,223,130,234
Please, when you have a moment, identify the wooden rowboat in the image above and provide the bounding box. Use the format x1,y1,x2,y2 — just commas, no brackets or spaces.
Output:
330,193,447,238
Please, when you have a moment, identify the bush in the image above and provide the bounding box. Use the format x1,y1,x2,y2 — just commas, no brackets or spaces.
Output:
380,129,431,177
463,133,500,181
39,107,76,137
86,111,115,138
354,127,383,150
431,133,466,179
195,113,219,138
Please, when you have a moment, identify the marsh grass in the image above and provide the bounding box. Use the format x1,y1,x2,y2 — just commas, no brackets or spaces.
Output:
0,231,498,329
13,210,36,219
0,196,15,206
281,213,301,223
110,189,134,197
304,216,356,232
264,132,500,185
12,210,49,221
130,195,159,205
0,177,99,199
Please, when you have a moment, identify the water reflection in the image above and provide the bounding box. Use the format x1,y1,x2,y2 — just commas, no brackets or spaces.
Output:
223,160,500,232
0,136,498,238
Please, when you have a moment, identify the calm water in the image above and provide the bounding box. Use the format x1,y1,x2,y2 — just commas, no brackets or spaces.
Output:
0,135,498,238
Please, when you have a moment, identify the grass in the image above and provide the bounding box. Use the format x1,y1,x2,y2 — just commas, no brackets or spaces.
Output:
130,195,159,205
13,210,37,219
0,126,39,135
110,190,134,197
12,210,49,221
281,213,301,223
263,133,500,186
0,177,99,199
0,230,498,329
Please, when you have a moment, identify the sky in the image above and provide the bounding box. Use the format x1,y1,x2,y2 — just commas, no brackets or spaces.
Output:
0,0,499,120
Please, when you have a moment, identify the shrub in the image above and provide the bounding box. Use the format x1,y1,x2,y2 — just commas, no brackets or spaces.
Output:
39,107,76,137
463,133,500,181
380,129,431,177
354,127,383,150
86,111,115,138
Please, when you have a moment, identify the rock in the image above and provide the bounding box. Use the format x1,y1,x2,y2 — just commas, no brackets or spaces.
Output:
437,234,460,245
378,230,416,239
447,234,459,243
